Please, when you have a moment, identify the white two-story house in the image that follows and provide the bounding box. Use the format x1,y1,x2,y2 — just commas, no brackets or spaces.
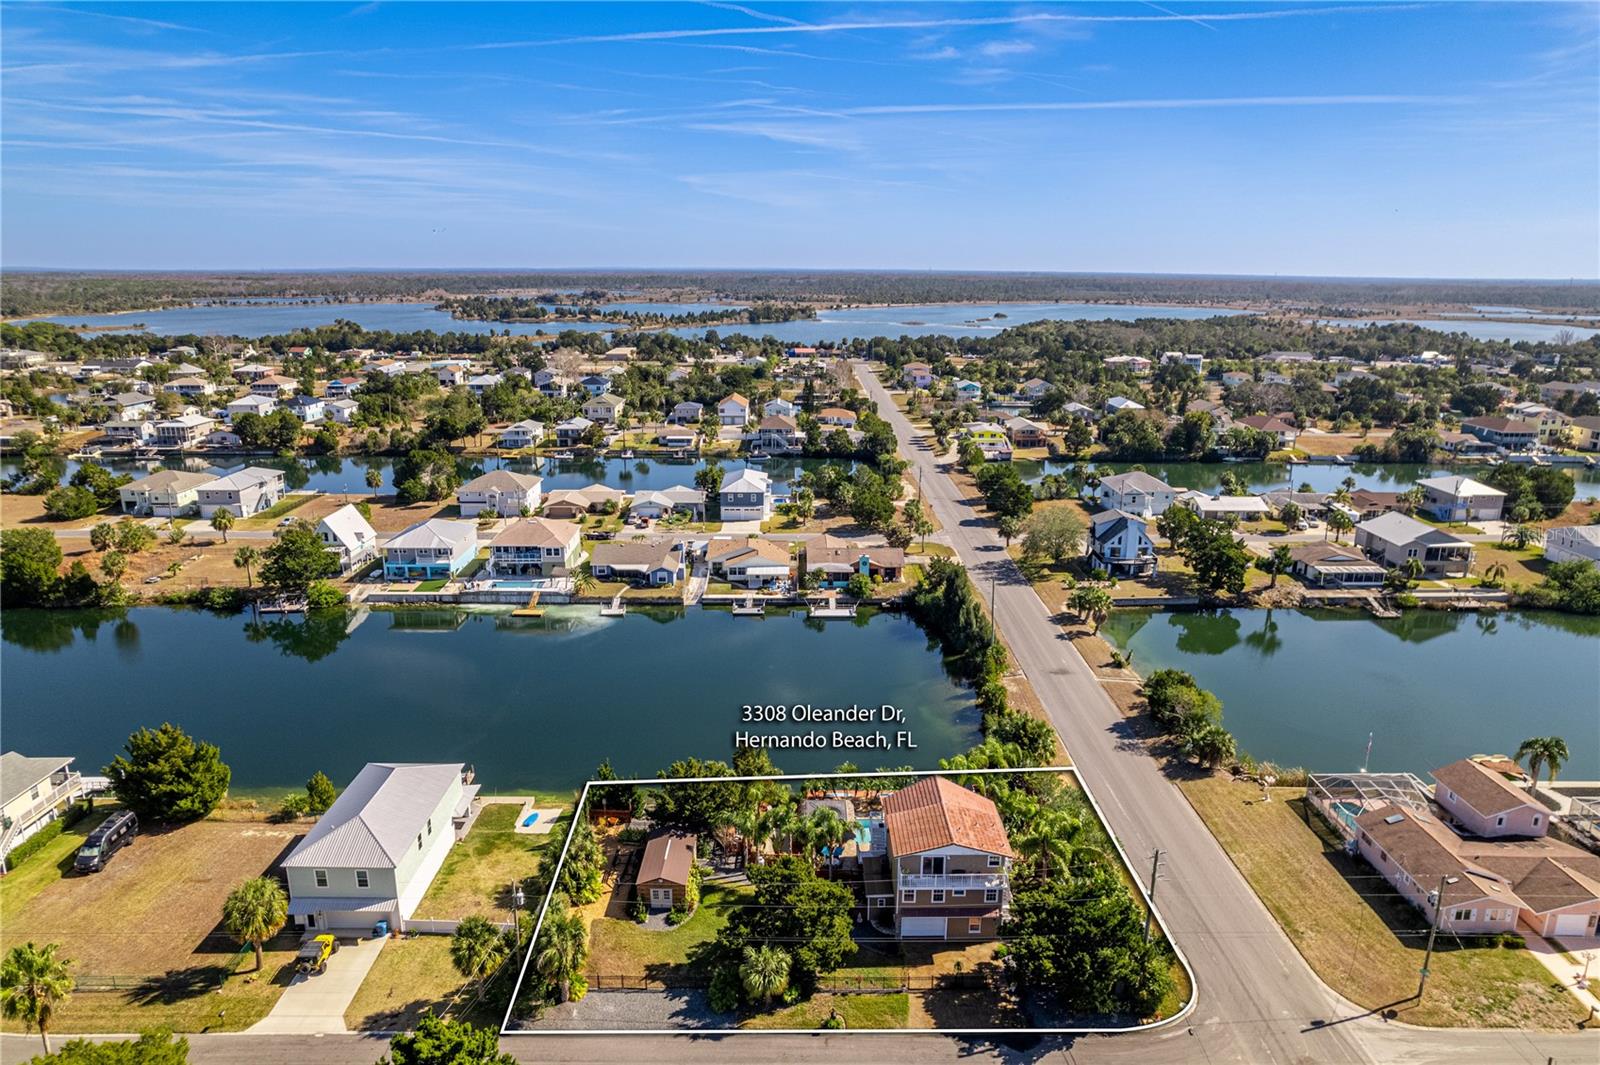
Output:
1086,510,1157,577
1091,471,1177,517
196,467,286,518
282,762,480,934
456,470,543,518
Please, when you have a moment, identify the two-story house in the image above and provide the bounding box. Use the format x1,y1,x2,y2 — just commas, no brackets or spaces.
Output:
1086,510,1157,577
118,469,214,517
1431,759,1548,839
226,394,277,421
1,752,85,867
718,393,751,427
719,468,772,521
153,413,215,448
582,393,625,425
880,776,1014,939
668,401,704,425
456,470,542,518
488,517,584,577
901,362,934,389
283,762,479,934
1354,512,1473,577
553,417,594,448
1091,471,1177,516
162,377,215,399
1417,475,1506,523
195,467,286,518
1462,416,1538,451
383,518,478,580
318,503,379,572
496,420,544,449
752,415,804,454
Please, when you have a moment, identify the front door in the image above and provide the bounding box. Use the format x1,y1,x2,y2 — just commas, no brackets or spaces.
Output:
649,887,674,908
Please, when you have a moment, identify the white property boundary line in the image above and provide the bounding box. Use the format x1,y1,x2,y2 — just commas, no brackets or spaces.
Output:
500,765,1197,1037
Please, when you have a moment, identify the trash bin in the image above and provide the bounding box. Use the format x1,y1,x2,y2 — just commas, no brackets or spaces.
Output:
373,919,389,938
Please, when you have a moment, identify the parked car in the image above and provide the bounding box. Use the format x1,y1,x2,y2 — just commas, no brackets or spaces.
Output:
295,934,340,975
74,810,138,873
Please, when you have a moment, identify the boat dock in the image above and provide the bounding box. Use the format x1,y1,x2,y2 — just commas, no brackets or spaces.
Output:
511,590,544,617
731,594,766,616
807,591,858,619
599,592,627,617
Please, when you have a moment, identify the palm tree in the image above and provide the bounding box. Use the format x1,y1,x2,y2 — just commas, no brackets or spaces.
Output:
451,915,508,988
1,942,73,1056
1180,721,1238,768
572,560,597,596
1327,510,1354,543
1400,557,1425,587
739,946,790,1005
222,877,288,972
807,807,849,877
365,467,383,496
1515,737,1570,793
533,899,587,1004
1070,586,1113,632
1266,545,1293,587
233,545,261,589
1398,486,1426,515
210,508,235,543
1481,561,1508,588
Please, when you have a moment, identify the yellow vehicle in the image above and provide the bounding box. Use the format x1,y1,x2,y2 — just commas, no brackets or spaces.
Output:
295,934,339,975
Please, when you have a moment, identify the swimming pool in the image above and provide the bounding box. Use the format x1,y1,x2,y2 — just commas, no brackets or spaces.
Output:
489,579,550,591
522,811,541,828
854,820,874,846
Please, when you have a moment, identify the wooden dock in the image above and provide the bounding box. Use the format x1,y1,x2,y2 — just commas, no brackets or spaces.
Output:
599,592,627,618
807,591,858,619
731,594,765,616
511,589,544,617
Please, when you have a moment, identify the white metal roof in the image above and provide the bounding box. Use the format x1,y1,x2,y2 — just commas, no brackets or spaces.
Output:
282,762,463,870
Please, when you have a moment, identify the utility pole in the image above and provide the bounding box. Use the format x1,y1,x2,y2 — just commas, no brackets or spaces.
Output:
1417,874,1452,999
990,575,997,617
1144,849,1163,941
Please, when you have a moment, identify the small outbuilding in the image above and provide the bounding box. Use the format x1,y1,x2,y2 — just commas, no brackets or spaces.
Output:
636,830,697,910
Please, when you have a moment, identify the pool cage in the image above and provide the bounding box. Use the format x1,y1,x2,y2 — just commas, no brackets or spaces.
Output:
1566,795,1600,850
1307,771,1433,842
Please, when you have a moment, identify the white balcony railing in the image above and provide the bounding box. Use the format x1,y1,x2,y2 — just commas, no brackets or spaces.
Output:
896,871,1008,892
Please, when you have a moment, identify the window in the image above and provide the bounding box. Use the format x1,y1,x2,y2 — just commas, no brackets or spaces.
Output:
968,919,982,935
901,889,915,903
28,785,40,801
355,870,369,889
920,856,945,876
987,855,1001,868
417,833,423,851
426,818,433,835
314,870,328,888
952,889,966,898
1495,815,1505,827
931,890,945,903
1451,908,1475,922
984,888,1000,903
1533,816,1542,827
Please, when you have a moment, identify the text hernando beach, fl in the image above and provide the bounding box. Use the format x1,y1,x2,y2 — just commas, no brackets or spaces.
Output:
734,703,917,750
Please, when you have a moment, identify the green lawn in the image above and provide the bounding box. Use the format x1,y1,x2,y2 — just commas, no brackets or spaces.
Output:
1181,777,1583,1029
0,808,116,914
413,802,567,920
585,883,747,983
237,493,315,528
412,578,449,592
343,935,501,1031
742,992,909,1029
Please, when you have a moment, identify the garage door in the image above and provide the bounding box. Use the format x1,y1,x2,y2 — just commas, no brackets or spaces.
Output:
900,916,947,938
1553,913,1591,937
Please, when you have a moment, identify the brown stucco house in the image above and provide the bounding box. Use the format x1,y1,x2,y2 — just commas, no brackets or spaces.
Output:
636,830,697,910
880,777,1014,939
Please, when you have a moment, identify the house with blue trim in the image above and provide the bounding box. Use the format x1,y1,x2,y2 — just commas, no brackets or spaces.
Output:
383,518,478,580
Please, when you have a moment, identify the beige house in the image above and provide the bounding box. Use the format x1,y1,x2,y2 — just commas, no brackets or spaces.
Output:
489,517,584,577
879,777,1014,939
456,470,543,518
118,469,214,517
1,753,84,868
582,393,626,425
1353,512,1473,577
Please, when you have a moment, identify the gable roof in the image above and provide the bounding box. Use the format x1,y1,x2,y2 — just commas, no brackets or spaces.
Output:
199,466,285,493
387,518,476,552
124,469,215,494
1097,470,1172,495
318,504,377,550
1356,511,1470,547
719,392,749,407
283,763,463,869
460,470,542,494
1237,414,1296,433
0,753,74,808
1432,759,1539,819
882,776,1013,858
638,831,697,885
1417,475,1505,499
1464,416,1537,433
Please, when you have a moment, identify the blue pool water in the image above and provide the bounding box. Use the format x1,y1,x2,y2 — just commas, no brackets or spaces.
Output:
522,811,541,828
854,820,874,846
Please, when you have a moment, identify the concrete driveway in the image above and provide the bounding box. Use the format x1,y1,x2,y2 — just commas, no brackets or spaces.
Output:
248,935,387,1035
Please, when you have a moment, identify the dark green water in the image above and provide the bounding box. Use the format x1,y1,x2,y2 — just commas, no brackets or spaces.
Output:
1100,608,1600,778
0,606,978,795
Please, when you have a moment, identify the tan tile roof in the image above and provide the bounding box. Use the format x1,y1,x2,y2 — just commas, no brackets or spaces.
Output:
804,534,904,571
490,517,580,550
883,777,1012,858
1432,759,1537,818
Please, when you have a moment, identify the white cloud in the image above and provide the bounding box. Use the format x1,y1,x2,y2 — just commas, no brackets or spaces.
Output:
978,40,1036,58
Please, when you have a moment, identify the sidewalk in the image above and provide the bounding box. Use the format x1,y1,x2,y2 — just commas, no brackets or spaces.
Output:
1521,932,1600,1020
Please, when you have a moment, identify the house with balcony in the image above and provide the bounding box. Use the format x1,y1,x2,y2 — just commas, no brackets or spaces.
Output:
283,762,480,934
251,375,296,399
1417,475,1506,523
118,469,214,517
1091,471,1177,516
318,504,379,572
952,379,983,403
456,470,542,518
553,417,594,447
196,467,286,518
668,401,704,425
162,377,214,399
1086,510,1157,577
325,399,359,425
284,395,325,424
1235,414,1299,449
467,373,503,397
582,393,625,425
383,518,478,580
1462,416,1538,451
901,362,934,389
102,391,157,419
1354,512,1473,577
1004,416,1048,448
226,394,277,421
752,415,804,454
153,413,215,448
708,537,793,589
495,420,544,449
102,416,155,444
488,517,584,577
1,753,86,868
877,776,1014,939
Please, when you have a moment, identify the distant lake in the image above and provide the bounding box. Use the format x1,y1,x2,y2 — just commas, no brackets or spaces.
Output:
1015,458,1600,495
1315,317,1599,343
667,302,1247,343
27,300,1244,342
1100,608,1600,779
0,605,978,795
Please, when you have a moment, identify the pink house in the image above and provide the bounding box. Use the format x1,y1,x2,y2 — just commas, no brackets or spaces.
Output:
1431,759,1547,838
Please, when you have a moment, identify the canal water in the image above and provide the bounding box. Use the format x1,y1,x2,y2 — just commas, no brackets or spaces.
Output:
1016,458,1600,496
1099,608,1600,779
0,605,979,796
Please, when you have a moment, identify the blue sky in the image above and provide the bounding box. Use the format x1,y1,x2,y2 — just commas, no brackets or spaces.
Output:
2,2,1596,277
